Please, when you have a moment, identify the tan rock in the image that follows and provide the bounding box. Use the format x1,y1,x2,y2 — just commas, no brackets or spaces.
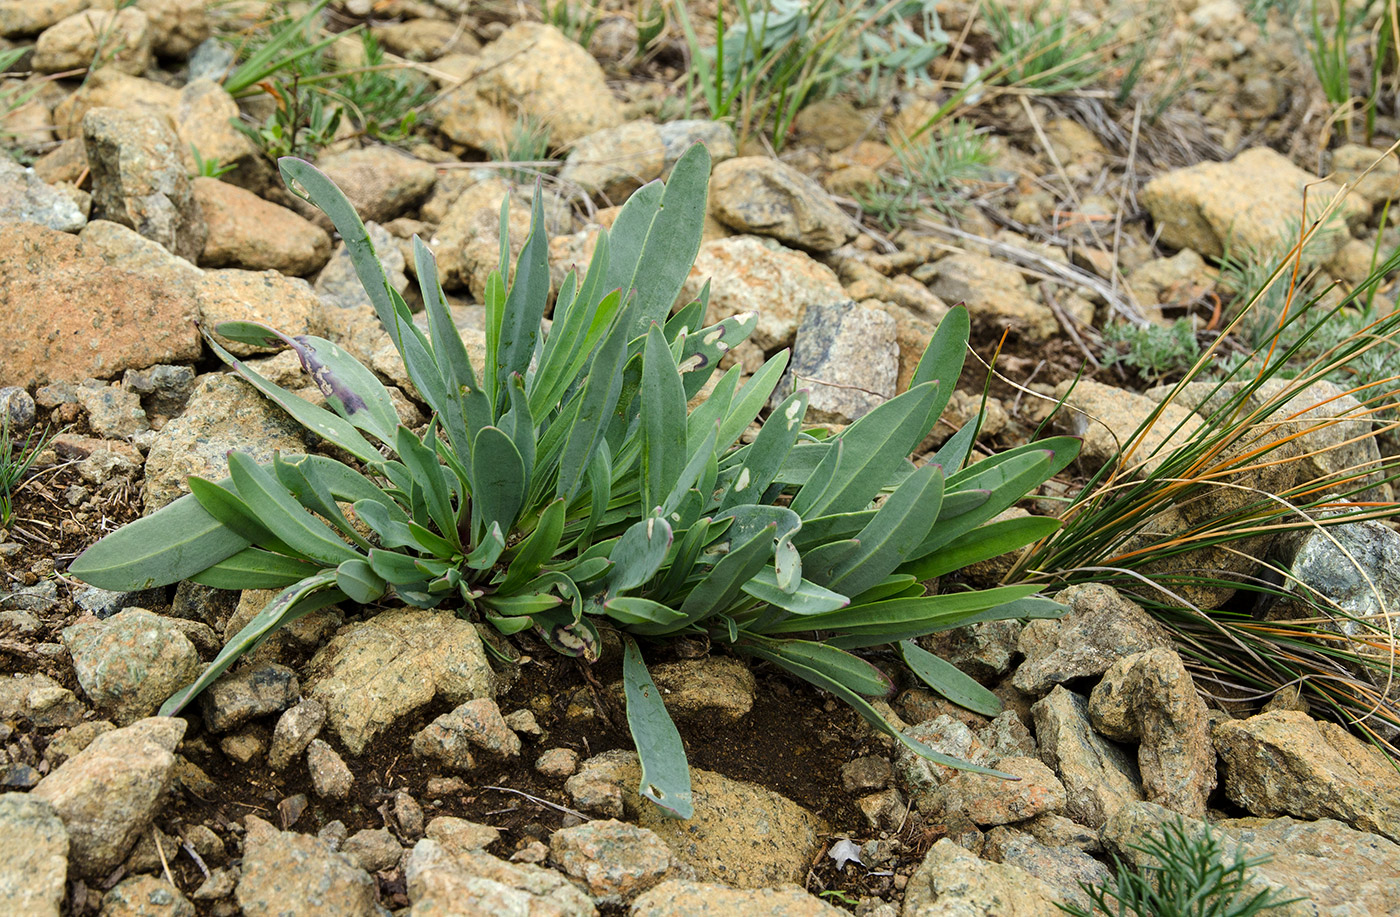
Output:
709,156,855,252
0,0,89,38
135,0,209,58
52,69,179,140
196,268,326,355
32,7,151,75
195,178,331,275
559,120,666,202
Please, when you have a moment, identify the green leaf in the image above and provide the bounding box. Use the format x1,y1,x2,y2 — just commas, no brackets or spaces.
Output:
187,475,299,557
603,596,688,627
900,515,1061,581
557,300,633,501
336,558,387,603
900,640,1002,716
189,547,323,590
604,516,674,595
623,636,694,819
641,323,687,513
819,463,945,597
227,452,361,566
677,512,785,625
717,350,789,452
677,310,756,400
497,191,552,393
161,570,342,715
741,567,850,615
720,389,808,513
414,235,490,457
272,454,373,552
499,376,536,498
762,584,1044,635
465,521,506,570
534,606,600,659
352,499,415,549
499,498,567,593
910,304,969,435
367,548,434,588
530,264,620,420
68,486,251,591
483,592,564,616
396,425,461,550
743,637,893,697
471,426,526,536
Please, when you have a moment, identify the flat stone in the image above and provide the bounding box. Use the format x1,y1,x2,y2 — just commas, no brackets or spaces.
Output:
1013,583,1174,694
549,819,670,902
424,817,499,856
235,815,386,917
925,253,1058,342
304,606,495,756
903,838,1063,917
83,106,207,262
632,880,845,916
195,178,331,275
199,662,299,733
932,756,1067,827
559,120,666,201
657,120,738,174
982,827,1113,913
772,301,898,424
1030,686,1143,830
101,875,194,917
62,609,201,725
0,794,68,917
0,156,86,231
709,157,854,252
404,838,595,916
313,147,437,225
32,717,186,877
0,0,88,37
536,747,580,778
342,827,402,872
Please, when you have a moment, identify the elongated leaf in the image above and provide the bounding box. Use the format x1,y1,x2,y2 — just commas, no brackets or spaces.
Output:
900,640,1002,716
623,636,694,818
720,389,807,513
227,452,361,566
603,596,688,627
483,593,564,616
336,558,387,603
660,422,719,522
604,516,674,595
531,276,621,420
352,499,415,549
534,606,600,659
161,570,342,715
762,584,1043,635
269,330,401,445
677,310,756,400
414,235,490,456
187,475,299,557
497,190,551,389
717,350,789,452
465,521,506,570
910,305,969,436
677,516,781,625
745,638,893,697
499,498,567,593
900,515,1061,581
741,567,850,615
472,426,526,536
189,547,323,590
641,323,687,513
272,454,372,552
499,376,536,498
557,301,632,501
367,548,434,588
821,463,945,597
685,367,738,451
911,449,1065,562
397,425,460,549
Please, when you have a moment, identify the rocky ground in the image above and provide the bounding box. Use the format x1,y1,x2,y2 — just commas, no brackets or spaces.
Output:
4,0,1400,915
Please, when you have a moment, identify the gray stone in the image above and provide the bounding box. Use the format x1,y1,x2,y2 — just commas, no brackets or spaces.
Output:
657,120,738,174
772,301,898,424
268,698,326,771
4,580,59,614
62,609,201,725
72,585,165,619
313,147,437,225
921,620,1022,682
141,373,308,511
1013,583,1174,694
895,715,990,808
186,37,235,82
925,253,1058,343
0,794,67,917
841,756,892,794
1031,686,1143,829
74,383,148,439
0,157,86,230
199,663,299,733
1281,519,1400,669
342,827,402,872
632,880,845,916
549,819,670,902
82,107,207,262
983,827,1113,913
305,607,495,756
101,875,194,917
122,364,196,418
1088,647,1215,818
710,156,854,252
306,739,353,800
559,120,666,201
32,717,186,877
0,386,36,430
413,698,520,772
902,838,1064,917
315,221,407,310
404,837,595,916
235,815,387,917
0,673,85,729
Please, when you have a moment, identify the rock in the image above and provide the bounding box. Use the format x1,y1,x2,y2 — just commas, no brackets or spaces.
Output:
412,698,521,772
32,717,186,877
306,738,354,799
0,673,86,728
268,698,326,771
194,178,331,275
122,363,196,418
1030,686,1143,829
372,18,480,60
771,301,898,424
1050,377,1203,474
681,235,846,351
657,120,738,175
141,373,308,511
1104,801,1400,917
566,750,823,887
932,756,1067,826
536,747,580,778
430,22,622,151
1213,710,1400,842
894,715,992,806
312,147,437,225
175,79,263,188
53,70,180,141
921,620,1021,682
404,838,596,916
425,816,499,856
0,156,87,231
982,827,1113,912
236,815,386,917
1125,249,1209,319
33,7,151,75
709,157,854,252
1013,583,1175,694
315,221,408,310
304,606,495,756
1088,647,1215,817
61,609,201,725
924,253,1058,342
101,876,194,917
0,794,68,917
559,120,666,201
0,386,36,429
197,268,326,356
549,819,670,902
342,827,402,872
903,838,1064,917
1141,147,1367,265
631,880,845,916
1332,144,1400,207
137,0,210,58
0,222,201,389
0,0,87,37
641,656,756,722
73,382,147,439
83,107,207,261
199,663,299,733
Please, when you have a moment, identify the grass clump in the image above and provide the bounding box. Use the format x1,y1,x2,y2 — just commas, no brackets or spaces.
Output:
1101,319,1204,385
0,417,55,530
857,120,992,230
983,0,1120,94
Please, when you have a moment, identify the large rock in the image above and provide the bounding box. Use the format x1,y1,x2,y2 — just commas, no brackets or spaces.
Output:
195,178,331,275
1013,583,1174,694
0,156,87,231
565,750,824,888
304,607,496,756
236,816,387,917
1051,377,1203,474
83,106,207,261
548,819,670,903
0,673,86,729
771,301,898,424
33,7,152,75
681,235,846,351
1213,710,1400,843
0,794,68,917
1104,801,1400,917
903,839,1064,917
32,717,186,877
175,79,264,188
137,0,210,58
61,609,202,725
315,221,408,311
1141,147,1368,264
982,826,1113,912
559,120,666,201
0,0,88,37
404,838,595,917
429,22,623,151
313,147,437,225
1030,686,1143,829
196,268,326,355
931,756,1067,827
0,222,201,388
924,253,1058,342
53,70,180,140
141,372,309,511
709,157,854,252
631,881,845,917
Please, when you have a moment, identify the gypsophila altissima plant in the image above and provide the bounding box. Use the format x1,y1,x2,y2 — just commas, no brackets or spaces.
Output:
70,145,1078,818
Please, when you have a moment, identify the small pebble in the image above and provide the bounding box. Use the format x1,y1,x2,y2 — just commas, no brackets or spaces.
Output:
534,747,580,778
307,739,353,799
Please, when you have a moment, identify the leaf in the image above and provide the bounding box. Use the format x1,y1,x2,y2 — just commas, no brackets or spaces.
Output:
900,515,1061,581
741,567,850,615
534,606,600,659
483,593,564,616
471,426,526,536
900,640,1002,716
641,323,687,513
604,516,674,595
272,454,372,552
414,235,490,457
187,475,299,557
717,350,789,452
677,513,784,625
465,521,506,570
161,570,342,715
602,596,688,628
499,498,567,593
336,558,387,603
189,547,323,590
677,310,756,400
556,300,633,501
227,452,362,566
743,637,893,697
497,190,552,391
761,584,1044,635
623,636,694,819
910,304,969,435
367,548,434,588
819,463,945,597
397,425,461,550
720,389,808,513
352,499,416,549
499,375,536,498
68,488,251,591
272,330,401,445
